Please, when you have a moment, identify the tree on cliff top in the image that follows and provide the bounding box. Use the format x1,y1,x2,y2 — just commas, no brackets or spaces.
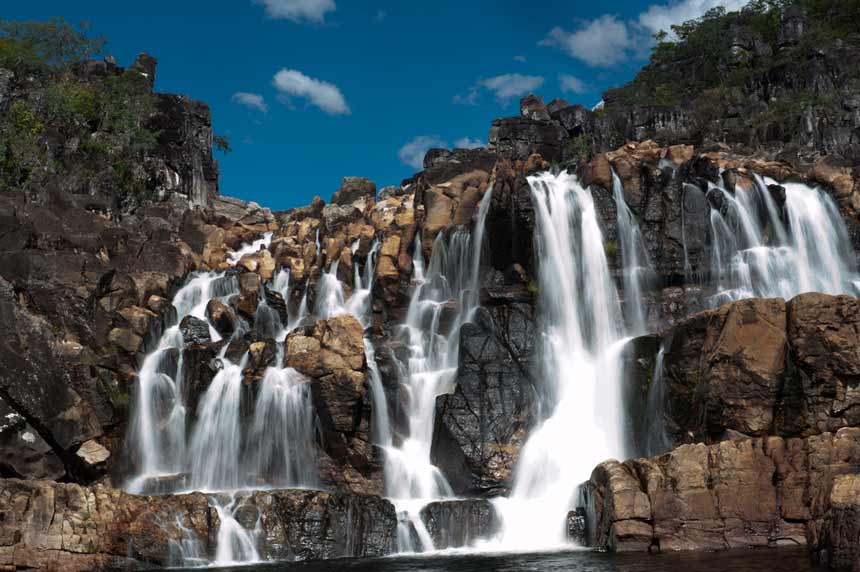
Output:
0,18,104,76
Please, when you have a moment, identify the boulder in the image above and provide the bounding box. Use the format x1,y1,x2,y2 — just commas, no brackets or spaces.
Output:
205,298,237,337
179,315,212,345
584,429,860,553
433,303,536,495
332,176,376,206
818,474,860,570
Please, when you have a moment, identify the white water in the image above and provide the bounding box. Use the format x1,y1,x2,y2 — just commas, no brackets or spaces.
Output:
492,171,628,550
212,496,262,566
708,177,860,305
383,188,493,552
611,170,652,335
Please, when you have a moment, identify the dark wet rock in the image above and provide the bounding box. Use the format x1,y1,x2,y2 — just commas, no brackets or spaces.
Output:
420,499,500,549
433,303,536,495
179,315,211,345
205,298,237,337
488,116,567,163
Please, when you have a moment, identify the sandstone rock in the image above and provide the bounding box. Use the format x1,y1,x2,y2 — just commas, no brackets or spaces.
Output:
520,93,551,121
818,474,860,570
0,478,398,570
108,327,143,353
488,116,567,163
781,293,860,435
585,430,860,554
332,176,376,206
75,439,110,467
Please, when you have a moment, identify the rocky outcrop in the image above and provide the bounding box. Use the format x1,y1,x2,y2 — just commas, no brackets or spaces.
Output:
0,478,397,571
631,293,860,449
419,499,500,549
816,474,860,570
584,428,860,553
433,297,537,495
286,315,380,494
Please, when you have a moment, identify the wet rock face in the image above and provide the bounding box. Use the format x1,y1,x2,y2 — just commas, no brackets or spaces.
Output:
817,474,860,571
0,478,398,571
584,429,860,553
434,302,536,495
179,315,211,345
420,499,500,549
781,294,860,435
646,293,860,446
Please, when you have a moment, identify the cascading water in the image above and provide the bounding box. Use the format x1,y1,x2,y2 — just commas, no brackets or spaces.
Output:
382,188,493,552
126,231,321,564
707,176,860,305
611,170,653,335
492,171,628,550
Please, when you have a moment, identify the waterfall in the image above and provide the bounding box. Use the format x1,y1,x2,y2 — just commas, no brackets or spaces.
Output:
611,170,653,335
212,496,261,565
707,177,860,306
126,272,239,491
187,354,248,492
492,171,627,550
382,188,493,552
166,515,206,568
642,345,670,458
250,367,319,488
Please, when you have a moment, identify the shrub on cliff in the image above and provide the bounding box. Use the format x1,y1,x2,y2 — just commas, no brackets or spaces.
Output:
0,19,159,200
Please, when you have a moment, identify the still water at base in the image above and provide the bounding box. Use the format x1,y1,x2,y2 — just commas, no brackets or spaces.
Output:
168,547,821,572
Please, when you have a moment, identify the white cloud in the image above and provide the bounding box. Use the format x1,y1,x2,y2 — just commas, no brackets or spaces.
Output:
541,1,747,67
638,0,748,37
559,74,588,95
454,137,483,149
540,15,633,67
254,0,336,23
398,136,447,169
513,55,527,62
272,68,350,115
454,73,543,106
231,92,268,112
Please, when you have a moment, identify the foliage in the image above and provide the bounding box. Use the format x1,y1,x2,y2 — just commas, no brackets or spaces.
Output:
213,134,232,154
0,20,159,197
0,18,104,76
604,0,860,143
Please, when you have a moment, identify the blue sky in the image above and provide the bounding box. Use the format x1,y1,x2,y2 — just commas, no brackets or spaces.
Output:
7,0,744,210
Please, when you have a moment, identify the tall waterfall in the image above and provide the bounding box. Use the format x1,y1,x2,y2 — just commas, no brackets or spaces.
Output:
708,176,860,305
493,171,628,549
383,188,493,552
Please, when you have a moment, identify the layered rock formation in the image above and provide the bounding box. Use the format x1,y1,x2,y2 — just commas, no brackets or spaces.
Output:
0,478,397,571
585,429,860,556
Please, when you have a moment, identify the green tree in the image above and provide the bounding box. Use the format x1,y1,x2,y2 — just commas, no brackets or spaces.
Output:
0,18,104,75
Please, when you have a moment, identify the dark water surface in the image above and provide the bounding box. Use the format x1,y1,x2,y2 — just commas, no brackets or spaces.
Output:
173,547,822,572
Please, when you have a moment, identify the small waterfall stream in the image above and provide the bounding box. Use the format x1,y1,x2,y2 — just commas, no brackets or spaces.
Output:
706,176,860,305
611,170,653,335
